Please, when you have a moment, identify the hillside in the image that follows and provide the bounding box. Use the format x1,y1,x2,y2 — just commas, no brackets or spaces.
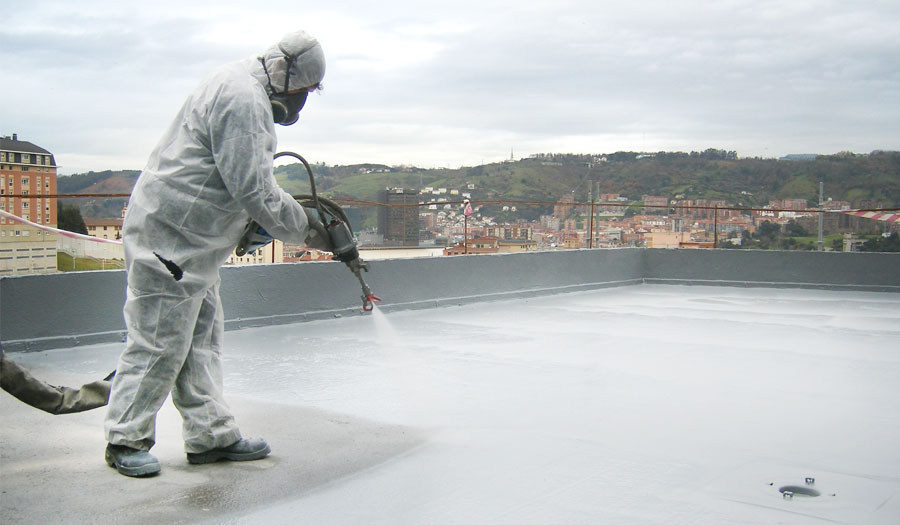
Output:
280,149,900,226
57,169,139,218
60,150,900,221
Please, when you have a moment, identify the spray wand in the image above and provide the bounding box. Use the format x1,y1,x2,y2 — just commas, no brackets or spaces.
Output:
274,151,381,311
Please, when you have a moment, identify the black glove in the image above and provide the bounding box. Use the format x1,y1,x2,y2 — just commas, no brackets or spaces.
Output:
235,220,274,256
303,207,333,252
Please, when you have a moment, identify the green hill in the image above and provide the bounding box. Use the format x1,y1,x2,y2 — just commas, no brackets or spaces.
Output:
61,150,900,221
282,150,900,208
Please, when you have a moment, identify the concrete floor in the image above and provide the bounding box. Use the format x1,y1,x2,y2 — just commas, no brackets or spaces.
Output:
2,284,899,524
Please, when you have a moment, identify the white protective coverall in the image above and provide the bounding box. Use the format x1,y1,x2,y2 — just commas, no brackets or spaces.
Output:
105,31,325,453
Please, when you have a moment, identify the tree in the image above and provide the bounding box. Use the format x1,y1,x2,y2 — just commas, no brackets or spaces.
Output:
785,219,808,237
755,221,781,249
57,203,88,235
859,232,900,252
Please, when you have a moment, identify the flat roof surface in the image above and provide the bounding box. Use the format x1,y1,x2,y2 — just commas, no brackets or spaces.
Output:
3,284,899,524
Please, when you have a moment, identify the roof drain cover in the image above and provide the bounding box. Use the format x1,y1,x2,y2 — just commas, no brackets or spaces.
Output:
780,485,821,499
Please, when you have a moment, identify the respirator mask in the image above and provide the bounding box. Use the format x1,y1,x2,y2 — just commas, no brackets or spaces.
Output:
260,47,311,126
270,91,308,126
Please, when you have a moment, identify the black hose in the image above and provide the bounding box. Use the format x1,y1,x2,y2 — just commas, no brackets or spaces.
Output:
274,151,353,228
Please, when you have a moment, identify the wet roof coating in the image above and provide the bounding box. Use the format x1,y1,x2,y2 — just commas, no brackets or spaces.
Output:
2,284,899,523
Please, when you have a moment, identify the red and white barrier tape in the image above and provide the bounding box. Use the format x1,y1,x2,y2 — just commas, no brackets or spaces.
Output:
0,209,123,245
841,210,900,223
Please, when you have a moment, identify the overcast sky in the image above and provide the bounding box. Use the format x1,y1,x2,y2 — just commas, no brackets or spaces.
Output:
3,0,899,174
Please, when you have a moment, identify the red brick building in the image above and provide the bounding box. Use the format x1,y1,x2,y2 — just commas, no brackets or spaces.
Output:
1,134,58,274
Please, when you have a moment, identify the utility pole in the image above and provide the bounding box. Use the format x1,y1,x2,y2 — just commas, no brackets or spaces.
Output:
588,182,594,249
817,181,824,252
714,205,719,248
463,199,470,255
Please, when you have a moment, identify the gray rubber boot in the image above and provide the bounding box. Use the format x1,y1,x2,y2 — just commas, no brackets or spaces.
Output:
105,444,161,477
186,438,271,464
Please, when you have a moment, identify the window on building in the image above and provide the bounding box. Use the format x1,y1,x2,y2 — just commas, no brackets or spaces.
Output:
22,154,30,163
22,201,28,209
0,152,5,162
45,180,50,189
22,166,29,172
46,214,50,222
21,177,29,186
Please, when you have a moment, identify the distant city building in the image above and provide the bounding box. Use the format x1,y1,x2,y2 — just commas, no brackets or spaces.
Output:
822,199,851,211
854,199,883,210
539,215,561,230
225,239,284,266
0,134,58,274
778,154,818,161
771,199,808,211
597,193,623,212
282,243,332,262
85,205,126,240
641,195,668,213
378,188,420,246
484,224,532,240
443,237,499,255
646,232,691,249
498,239,537,253
561,236,584,249
673,199,732,220
554,194,591,218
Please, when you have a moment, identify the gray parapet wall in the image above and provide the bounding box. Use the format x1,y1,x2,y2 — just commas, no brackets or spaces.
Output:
2,249,898,352
643,248,900,291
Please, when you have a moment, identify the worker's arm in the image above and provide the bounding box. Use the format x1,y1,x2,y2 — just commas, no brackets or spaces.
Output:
209,80,310,245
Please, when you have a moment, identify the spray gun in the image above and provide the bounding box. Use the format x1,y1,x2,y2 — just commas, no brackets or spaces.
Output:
321,214,380,311
274,151,381,311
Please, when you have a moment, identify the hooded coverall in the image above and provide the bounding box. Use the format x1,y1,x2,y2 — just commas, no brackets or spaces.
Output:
105,31,325,453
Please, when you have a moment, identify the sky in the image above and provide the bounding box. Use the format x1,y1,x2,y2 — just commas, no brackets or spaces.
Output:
2,0,899,174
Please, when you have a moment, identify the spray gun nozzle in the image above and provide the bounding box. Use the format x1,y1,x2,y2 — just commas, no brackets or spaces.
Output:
362,292,381,311
346,257,378,312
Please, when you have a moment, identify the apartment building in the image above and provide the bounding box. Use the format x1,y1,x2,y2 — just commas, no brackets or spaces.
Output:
641,195,668,213
0,134,58,274
378,188,420,246
484,224,533,240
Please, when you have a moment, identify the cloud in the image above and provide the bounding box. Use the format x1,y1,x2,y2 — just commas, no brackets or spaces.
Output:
2,0,898,173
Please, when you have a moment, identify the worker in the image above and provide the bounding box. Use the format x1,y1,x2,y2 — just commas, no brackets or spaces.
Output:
104,30,332,477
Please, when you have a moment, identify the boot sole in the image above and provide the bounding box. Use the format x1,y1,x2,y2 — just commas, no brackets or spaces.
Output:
186,443,271,464
105,449,161,477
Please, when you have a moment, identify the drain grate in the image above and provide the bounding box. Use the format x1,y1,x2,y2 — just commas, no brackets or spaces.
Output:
775,477,834,500
780,485,821,499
